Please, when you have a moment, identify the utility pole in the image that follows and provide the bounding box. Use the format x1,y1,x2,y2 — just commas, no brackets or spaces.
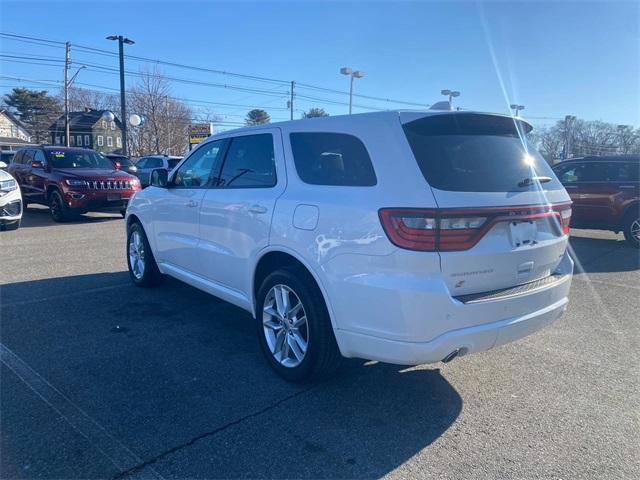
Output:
106,35,134,156
64,42,70,147
564,115,576,160
117,37,128,156
290,81,295,120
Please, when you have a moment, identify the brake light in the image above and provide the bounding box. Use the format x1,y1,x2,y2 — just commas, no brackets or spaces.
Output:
379,203,572,252
558,207,572,235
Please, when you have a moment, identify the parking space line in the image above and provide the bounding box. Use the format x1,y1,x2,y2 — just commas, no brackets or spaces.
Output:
0,283,131,308
0,343,165,480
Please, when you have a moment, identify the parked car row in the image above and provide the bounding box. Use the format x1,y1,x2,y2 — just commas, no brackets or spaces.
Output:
6,146,141,222
1,148,186,225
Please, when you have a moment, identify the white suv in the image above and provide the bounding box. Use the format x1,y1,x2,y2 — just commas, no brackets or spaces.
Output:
126,111,573,381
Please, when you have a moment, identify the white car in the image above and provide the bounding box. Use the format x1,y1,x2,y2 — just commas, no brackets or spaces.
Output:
0,164,22,231
125,110,573,381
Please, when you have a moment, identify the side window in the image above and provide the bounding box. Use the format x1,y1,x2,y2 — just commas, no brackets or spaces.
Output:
23,150,35,164
34,150,46,163
13,150,24,164
556,163,587,183
146,157,163,169
606,162,640,182
173,141,225,188
580,162,607,182
289,132,377,186
218,134,276,188
136,157,148,169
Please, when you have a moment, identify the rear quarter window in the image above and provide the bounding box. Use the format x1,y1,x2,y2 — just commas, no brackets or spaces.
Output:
402,114,562,192
289,132,377,186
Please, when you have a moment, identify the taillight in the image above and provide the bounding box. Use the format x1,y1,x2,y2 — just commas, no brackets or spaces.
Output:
379,203,572,252
379,209,487,252
557,207,572,235
379,209,438,251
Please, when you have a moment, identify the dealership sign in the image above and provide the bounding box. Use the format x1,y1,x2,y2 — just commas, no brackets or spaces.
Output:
188,124,213,146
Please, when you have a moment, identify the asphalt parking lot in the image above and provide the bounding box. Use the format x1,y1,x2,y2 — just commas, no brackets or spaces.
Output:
1,205,639,479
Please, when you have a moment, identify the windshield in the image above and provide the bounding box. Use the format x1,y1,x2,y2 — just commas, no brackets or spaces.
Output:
402,114,562,193
48,150,115,169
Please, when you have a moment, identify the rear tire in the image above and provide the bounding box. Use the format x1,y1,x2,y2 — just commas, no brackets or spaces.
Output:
622,208,640,248
127,221,163,287
256,267,342,382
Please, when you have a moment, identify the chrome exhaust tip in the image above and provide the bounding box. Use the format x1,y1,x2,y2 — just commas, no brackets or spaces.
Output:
442,349,460,363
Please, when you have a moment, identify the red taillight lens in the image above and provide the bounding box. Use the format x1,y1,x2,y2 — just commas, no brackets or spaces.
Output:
379,209,487,251
556,206,572,235
379,209,437,251
380,203,572,252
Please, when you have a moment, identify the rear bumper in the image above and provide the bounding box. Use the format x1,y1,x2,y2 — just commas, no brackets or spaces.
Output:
324,250,573,365
335,296,568,365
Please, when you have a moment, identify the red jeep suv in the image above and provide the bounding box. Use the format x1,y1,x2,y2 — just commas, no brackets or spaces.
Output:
553,155,639,247
9,146,141,222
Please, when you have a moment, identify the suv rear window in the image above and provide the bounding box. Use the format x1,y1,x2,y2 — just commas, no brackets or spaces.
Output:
289,132,376,186
402,114,562,192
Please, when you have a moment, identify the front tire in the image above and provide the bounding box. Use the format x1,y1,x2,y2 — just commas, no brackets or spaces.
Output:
127,222,163,287
622,208,640,248
49,190,73,222
256,267,341,382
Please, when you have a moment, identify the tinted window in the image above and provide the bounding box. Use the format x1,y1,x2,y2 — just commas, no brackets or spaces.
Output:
606,162,639,182
402,114,562,192
289,132,376,186
22,150,34,164
34,150,46,162
555,163,584,183
173,140,225,188
218,134,276,188
146,157,164,169
136,158,148,168
168,158,181,169
12,150,24,164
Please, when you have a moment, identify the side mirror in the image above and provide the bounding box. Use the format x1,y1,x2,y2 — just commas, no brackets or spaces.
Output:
0,161,7,169
115,161,121,170
31,160,44,169
150,168,169,188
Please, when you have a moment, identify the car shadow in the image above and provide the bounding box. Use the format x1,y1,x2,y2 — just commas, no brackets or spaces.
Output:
18,205,123,228
568,233,639,273
1,272,461,479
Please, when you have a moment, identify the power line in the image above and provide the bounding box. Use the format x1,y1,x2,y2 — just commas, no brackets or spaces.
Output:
0,31,428,108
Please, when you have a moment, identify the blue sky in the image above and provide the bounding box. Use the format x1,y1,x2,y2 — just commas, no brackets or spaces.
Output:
0,0,638,129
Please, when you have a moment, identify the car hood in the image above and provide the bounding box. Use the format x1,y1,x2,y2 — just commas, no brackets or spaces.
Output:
55,168,136,180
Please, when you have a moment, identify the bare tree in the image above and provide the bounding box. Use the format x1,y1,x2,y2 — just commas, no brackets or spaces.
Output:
58,87,120,113
529,118,640,163
127,67,193,157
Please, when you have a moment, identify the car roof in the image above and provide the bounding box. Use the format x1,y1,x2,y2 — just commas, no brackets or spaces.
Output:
205,109,533,139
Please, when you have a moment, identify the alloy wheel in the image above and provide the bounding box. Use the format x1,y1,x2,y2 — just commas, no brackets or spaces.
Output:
262,284,309,368
631,219,640,242
128,231,146,280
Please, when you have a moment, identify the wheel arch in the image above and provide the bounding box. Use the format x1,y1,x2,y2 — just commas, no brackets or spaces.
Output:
620,201,640,227
252,247,338,331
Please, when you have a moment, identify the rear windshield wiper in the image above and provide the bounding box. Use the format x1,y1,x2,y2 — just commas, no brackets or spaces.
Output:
518,176,552,187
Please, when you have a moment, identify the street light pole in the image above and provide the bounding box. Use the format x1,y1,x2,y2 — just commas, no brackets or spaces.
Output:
510,104,525,117
441,89,460,110
64,42,70,146
340,67,365,114
107,35,134,156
